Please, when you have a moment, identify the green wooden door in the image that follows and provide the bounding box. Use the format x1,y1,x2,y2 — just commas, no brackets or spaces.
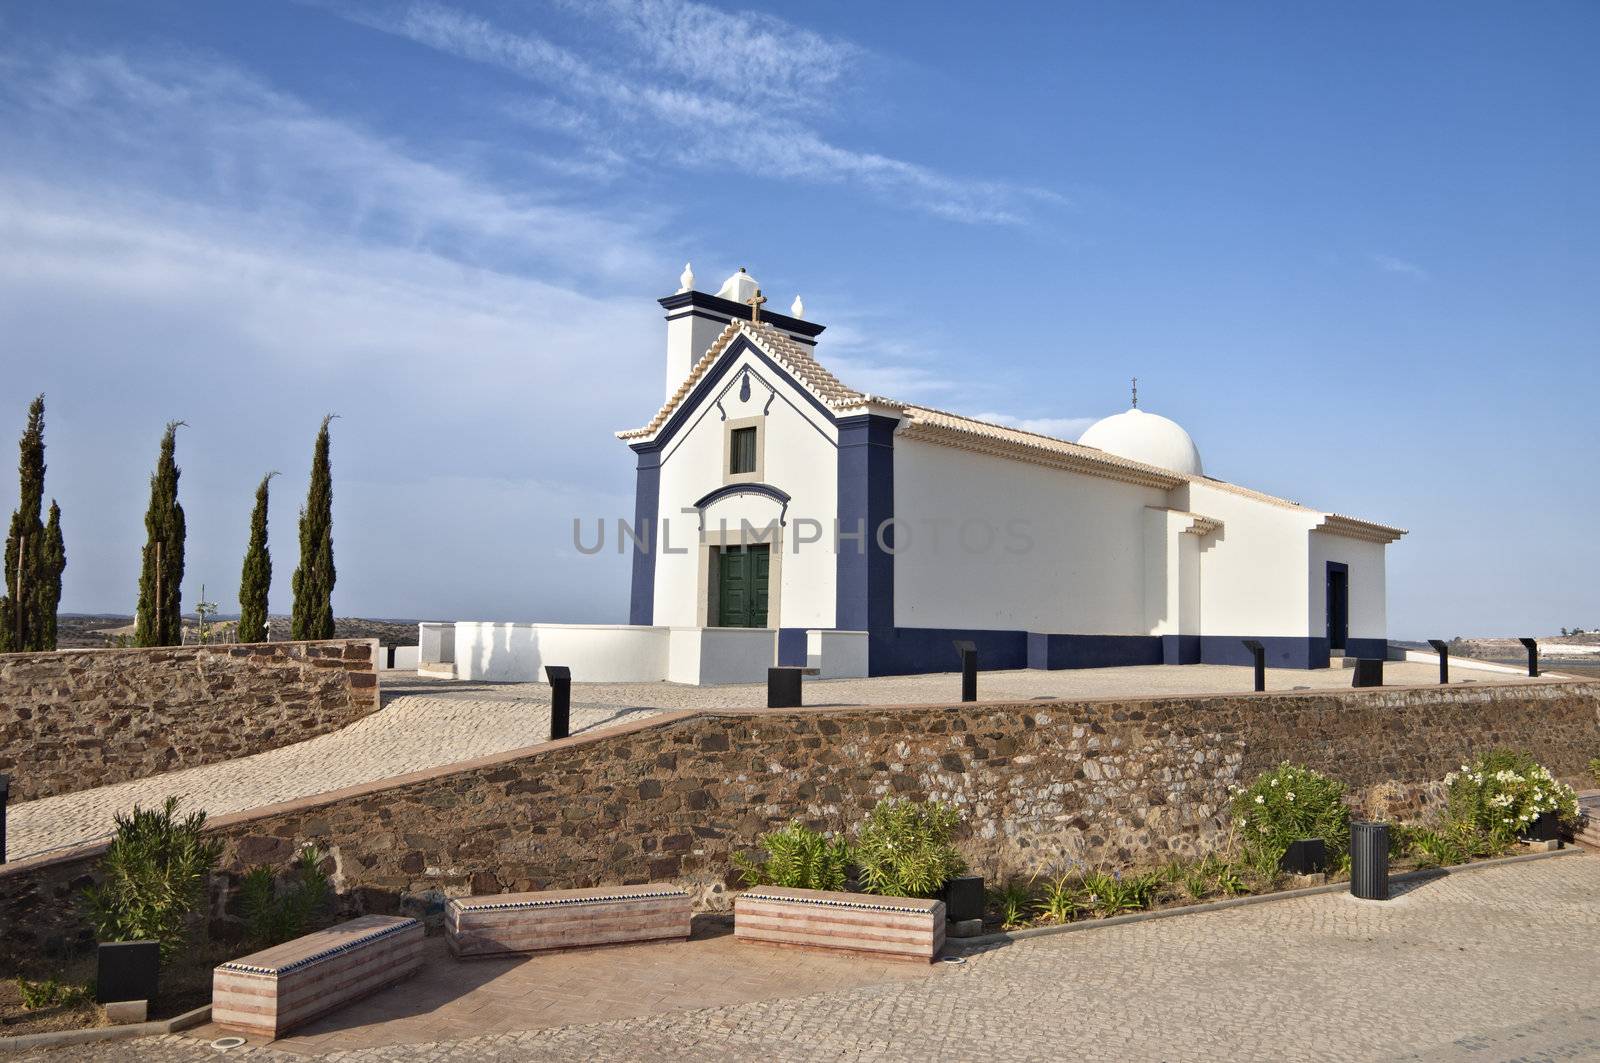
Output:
717,545,769,628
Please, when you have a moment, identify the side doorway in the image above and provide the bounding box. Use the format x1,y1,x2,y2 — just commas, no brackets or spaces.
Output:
1326,562,1349,653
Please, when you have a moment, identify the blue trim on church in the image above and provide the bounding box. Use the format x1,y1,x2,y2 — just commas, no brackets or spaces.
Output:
835,413,898,673
1029,633,1165,670
1345,637,1387,660
653,336,838,451
778,627,809,666
692,481,791,515
1161,634,1202,665
1198,635,1331,670
627,443,661,626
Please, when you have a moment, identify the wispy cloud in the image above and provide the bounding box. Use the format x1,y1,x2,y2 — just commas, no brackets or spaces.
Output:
3,49,663,280
334,0,1059,224
1372,253,1429,280
0,45,665,617
562,0,862,110
972,412,1097,441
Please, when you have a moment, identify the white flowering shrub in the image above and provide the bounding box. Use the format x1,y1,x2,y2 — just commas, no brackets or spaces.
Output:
1445,751,1577,841
1229,763,1352,863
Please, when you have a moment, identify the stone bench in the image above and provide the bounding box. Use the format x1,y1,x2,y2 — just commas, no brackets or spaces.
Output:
446,883,691,958
212,914,423,1039
734,886,946,963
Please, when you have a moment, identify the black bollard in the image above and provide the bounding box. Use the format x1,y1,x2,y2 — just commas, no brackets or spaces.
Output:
1350,821,1390,900
942,875,985,923
1518,638,1539,677
0,773,8,865
1241,639,1266,692
767,667,803,709
1428,639,1450,684
544,665,572,740
1279,838,1328,876
953,640,977,702
1352,658,1384,688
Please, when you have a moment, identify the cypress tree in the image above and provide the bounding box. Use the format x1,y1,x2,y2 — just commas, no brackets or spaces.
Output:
291,415,336,640
134,422,186,647
1,395,47,652
40,500,65,650
237,472,276,644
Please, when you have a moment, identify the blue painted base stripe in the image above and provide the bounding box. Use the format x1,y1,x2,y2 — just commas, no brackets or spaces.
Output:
1343,637,1387,660
867,629,1360,674
1198,636,1330,670
1027,633,1164,670
777,627,809,667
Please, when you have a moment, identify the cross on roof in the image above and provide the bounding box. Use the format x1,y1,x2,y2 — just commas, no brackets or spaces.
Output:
746,288,767,323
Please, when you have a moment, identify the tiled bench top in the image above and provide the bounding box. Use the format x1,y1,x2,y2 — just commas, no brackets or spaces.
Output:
447,882,691,958
213,915,424,1038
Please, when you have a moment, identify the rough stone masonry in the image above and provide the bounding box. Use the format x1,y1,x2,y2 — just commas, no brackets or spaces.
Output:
0,640,379,803
2,678,1595,970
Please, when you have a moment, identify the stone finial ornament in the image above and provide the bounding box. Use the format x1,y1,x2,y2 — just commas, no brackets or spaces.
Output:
678,262,694,293
791,294,805,318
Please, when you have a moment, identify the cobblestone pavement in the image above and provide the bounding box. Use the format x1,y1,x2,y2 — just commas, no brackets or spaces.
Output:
9,661,1550,861
7,685,663,861
15,855,1600,1062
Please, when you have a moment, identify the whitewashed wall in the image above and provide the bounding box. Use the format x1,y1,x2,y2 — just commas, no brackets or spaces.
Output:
1177,481,1323,638
893,438,1167,633
650,344,839,630
1141,508,1202,638
1309,531,1388,642
454,623,669,683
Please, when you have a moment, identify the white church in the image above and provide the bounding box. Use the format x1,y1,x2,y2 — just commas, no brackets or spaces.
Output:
449,265,1404,684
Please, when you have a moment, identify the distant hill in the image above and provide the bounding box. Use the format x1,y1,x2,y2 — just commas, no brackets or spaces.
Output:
56,614,422,649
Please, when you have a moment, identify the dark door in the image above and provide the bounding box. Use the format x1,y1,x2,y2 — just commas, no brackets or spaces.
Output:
1326,563,1349,651
717,545,770,628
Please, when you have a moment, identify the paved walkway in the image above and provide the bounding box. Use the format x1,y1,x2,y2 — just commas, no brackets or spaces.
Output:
14,854,1600,1061
6,684,663,861
8,661,1545,861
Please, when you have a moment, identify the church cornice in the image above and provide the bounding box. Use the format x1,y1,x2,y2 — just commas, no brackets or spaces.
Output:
657,291,825,339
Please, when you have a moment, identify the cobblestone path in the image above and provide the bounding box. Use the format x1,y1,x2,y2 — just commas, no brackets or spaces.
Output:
7,681,662,860
15,854,1600,1062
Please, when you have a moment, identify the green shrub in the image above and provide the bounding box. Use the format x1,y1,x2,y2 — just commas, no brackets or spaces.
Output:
731,822,851,892
852,798,966,898
1589,756,1600,789
1406,826,1469,869
82,797,222,958
1033,874,1083,924
1446,750,1578,843
1230,763,1352,865
988,878,1034,929
240,846,330,947
15,976,86,1010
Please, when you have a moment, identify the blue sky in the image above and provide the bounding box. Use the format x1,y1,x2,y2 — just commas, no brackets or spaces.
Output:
0,1,1595,637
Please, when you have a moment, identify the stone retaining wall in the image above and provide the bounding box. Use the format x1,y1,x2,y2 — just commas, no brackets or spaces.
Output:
0,640,380,803
3,679,1595,971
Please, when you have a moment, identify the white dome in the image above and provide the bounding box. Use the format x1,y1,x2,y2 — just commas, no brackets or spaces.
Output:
1077,407,1203,476
716,267,760,304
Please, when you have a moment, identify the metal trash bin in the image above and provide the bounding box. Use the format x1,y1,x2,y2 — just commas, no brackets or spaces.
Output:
1350,821,1390,900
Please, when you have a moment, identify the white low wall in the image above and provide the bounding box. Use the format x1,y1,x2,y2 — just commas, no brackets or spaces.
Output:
454,623,670,683
807,629,869,679
374,645,421,671
667,627,777,685
451,623,779,685
419,622,455,665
